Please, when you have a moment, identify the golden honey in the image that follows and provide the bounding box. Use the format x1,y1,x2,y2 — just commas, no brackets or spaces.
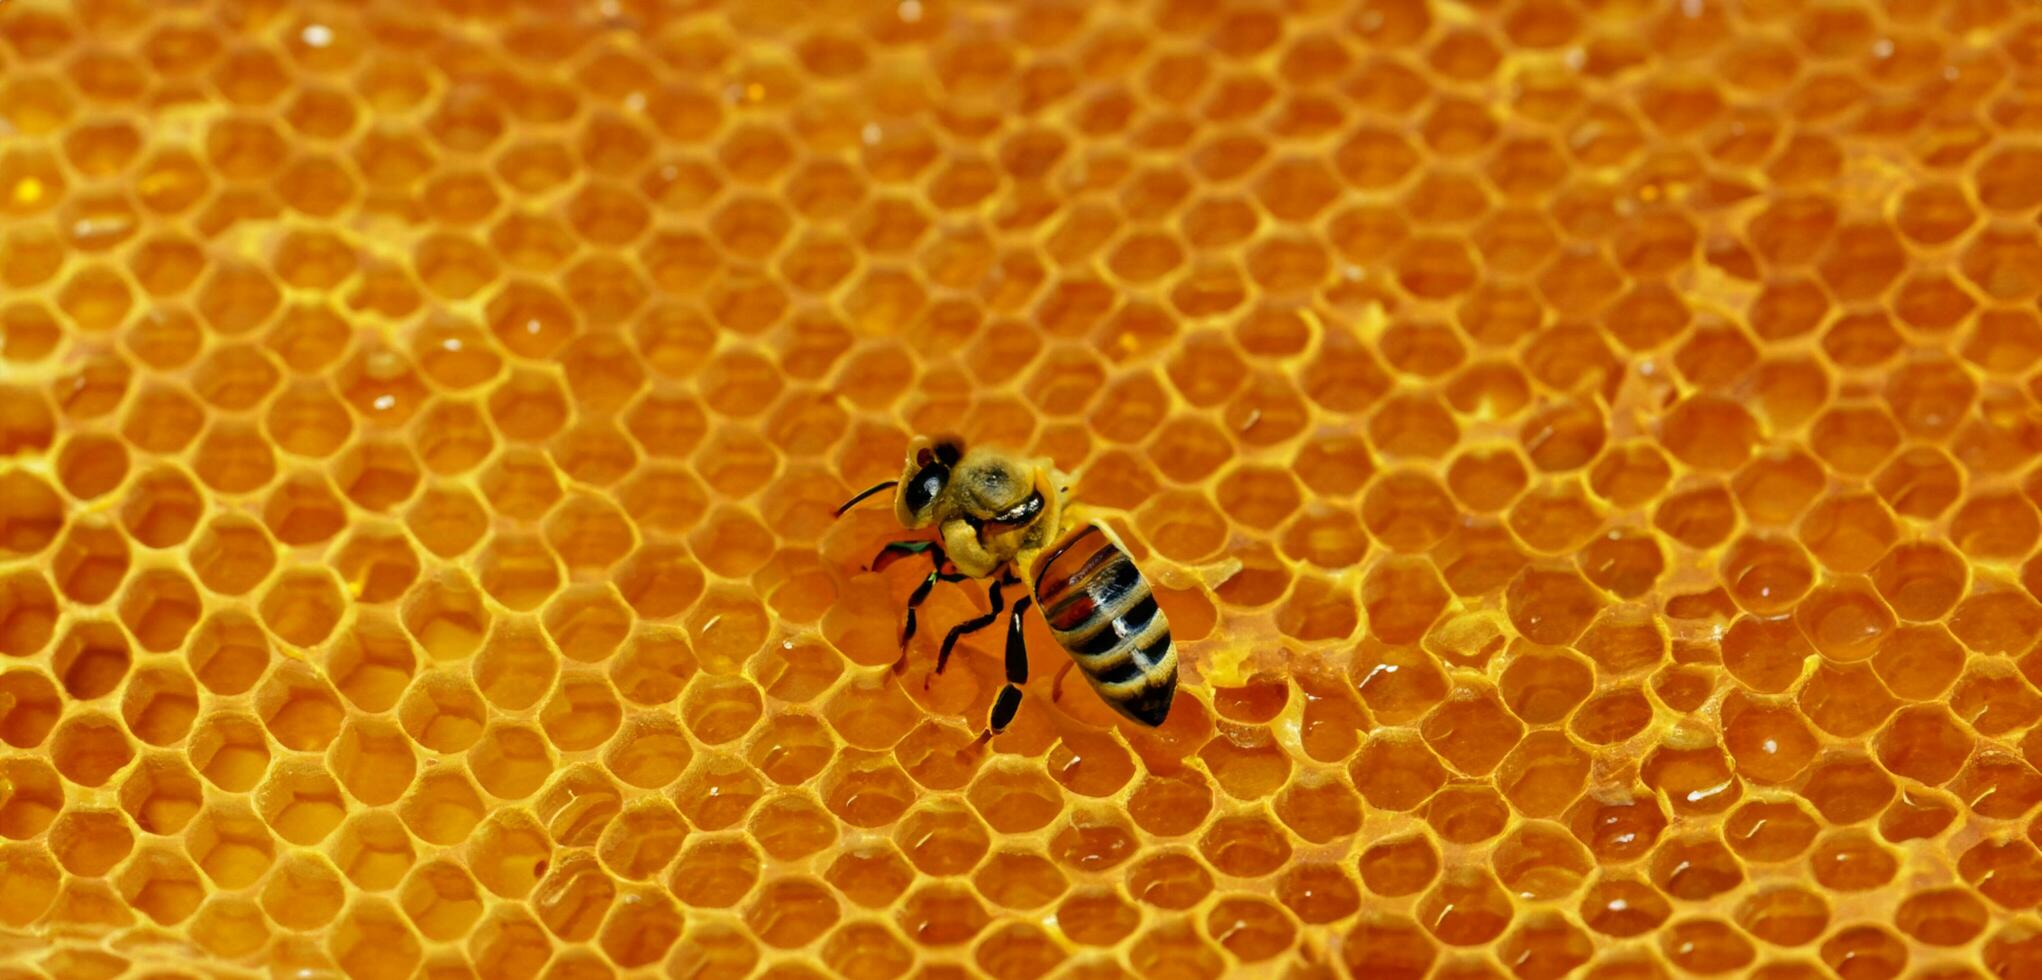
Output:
2,0,2042,976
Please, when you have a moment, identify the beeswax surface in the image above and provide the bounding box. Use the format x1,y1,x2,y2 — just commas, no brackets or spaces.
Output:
1,0,2041,977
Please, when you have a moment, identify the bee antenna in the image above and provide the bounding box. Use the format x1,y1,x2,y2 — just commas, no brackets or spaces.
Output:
833,481,899,518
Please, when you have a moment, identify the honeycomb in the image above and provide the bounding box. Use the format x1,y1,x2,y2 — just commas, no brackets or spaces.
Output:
2,0,2042,975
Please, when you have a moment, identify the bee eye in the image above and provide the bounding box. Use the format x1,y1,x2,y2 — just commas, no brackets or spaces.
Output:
903,464,947,513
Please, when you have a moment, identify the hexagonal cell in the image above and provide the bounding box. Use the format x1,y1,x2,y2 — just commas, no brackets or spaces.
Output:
475,532,563,611
256,758,350,847
117,753,204,838
478,446,565,521
543,585,633,664
411,397,495,476
335,341,430,425
187,608,271,695
756,638,844,704
187,711,270,793
542,493,638,574
400,767,487,847
51,618,130,701
334,436,423,511
116,844,206,926
183,801,277,890
0,758,65,840
265,231,344,298
0,569,59,656
332,522,420,603
125,306,204,368
38,878,141,950
682,675,765,745
667,751,762,833
469,723,554,801
402,858,487,942
54,432,129,501
404,483,490,560
265,379,355,458
539,672,623,753
403,309,495,384
190,419,278,493
0,385,57,456
49,712,133,787
398,670,488,755
608,626,699,707
465,808,553,900
329,610,418,712
263,300,349,371
592,797,683,880
1,296,64,364
468,905,555,979
0,471,63,555
664,833,760,910
613,542,707,620
604,714,693,790
327,807,418,896
329,896,422,980
118,465,204,548
116,566,201,653
473,621,559,712
822,753,918,830
699,426,784,498
685,585,771,674
262,471,349,546
212,869,301,953
192,341,282,410
0,667,62,749
549,419,638,486
486,367,571,442
47,808,134,876
612,461,710,534
402,569,492,661
596,884,682,968
259,566,346,647
330,717,418,808
49,517,129,605
896,881,992,948
189,513,276,596
689,505,778,578
255,661,345,752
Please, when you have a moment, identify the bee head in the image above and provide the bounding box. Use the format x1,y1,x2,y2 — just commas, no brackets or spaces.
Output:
949,450,1047,539
894,435,964,528
834,437,1052,544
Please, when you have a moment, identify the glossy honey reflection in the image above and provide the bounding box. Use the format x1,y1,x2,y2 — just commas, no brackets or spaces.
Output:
3,0,2042,976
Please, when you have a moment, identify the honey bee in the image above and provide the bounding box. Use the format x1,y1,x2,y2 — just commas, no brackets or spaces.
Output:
834,436,1177,739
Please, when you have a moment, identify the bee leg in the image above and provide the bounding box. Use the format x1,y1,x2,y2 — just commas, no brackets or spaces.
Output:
880,542,967,673
890,575,959,673
972,596,1034,747
929,578,1006,688
871,540,943,573
1049,661,1075,703
893,566,969,672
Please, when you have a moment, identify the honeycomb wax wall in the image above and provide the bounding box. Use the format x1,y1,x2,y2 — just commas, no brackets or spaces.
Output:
2,0,2042,976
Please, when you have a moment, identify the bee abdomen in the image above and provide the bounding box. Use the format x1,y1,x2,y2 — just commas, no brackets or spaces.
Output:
1032,525,1177,725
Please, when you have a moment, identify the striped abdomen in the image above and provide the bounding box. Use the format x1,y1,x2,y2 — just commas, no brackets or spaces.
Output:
1030,524,1176,726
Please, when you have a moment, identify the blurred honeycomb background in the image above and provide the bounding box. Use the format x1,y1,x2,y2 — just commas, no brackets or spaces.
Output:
2,0,2041,976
